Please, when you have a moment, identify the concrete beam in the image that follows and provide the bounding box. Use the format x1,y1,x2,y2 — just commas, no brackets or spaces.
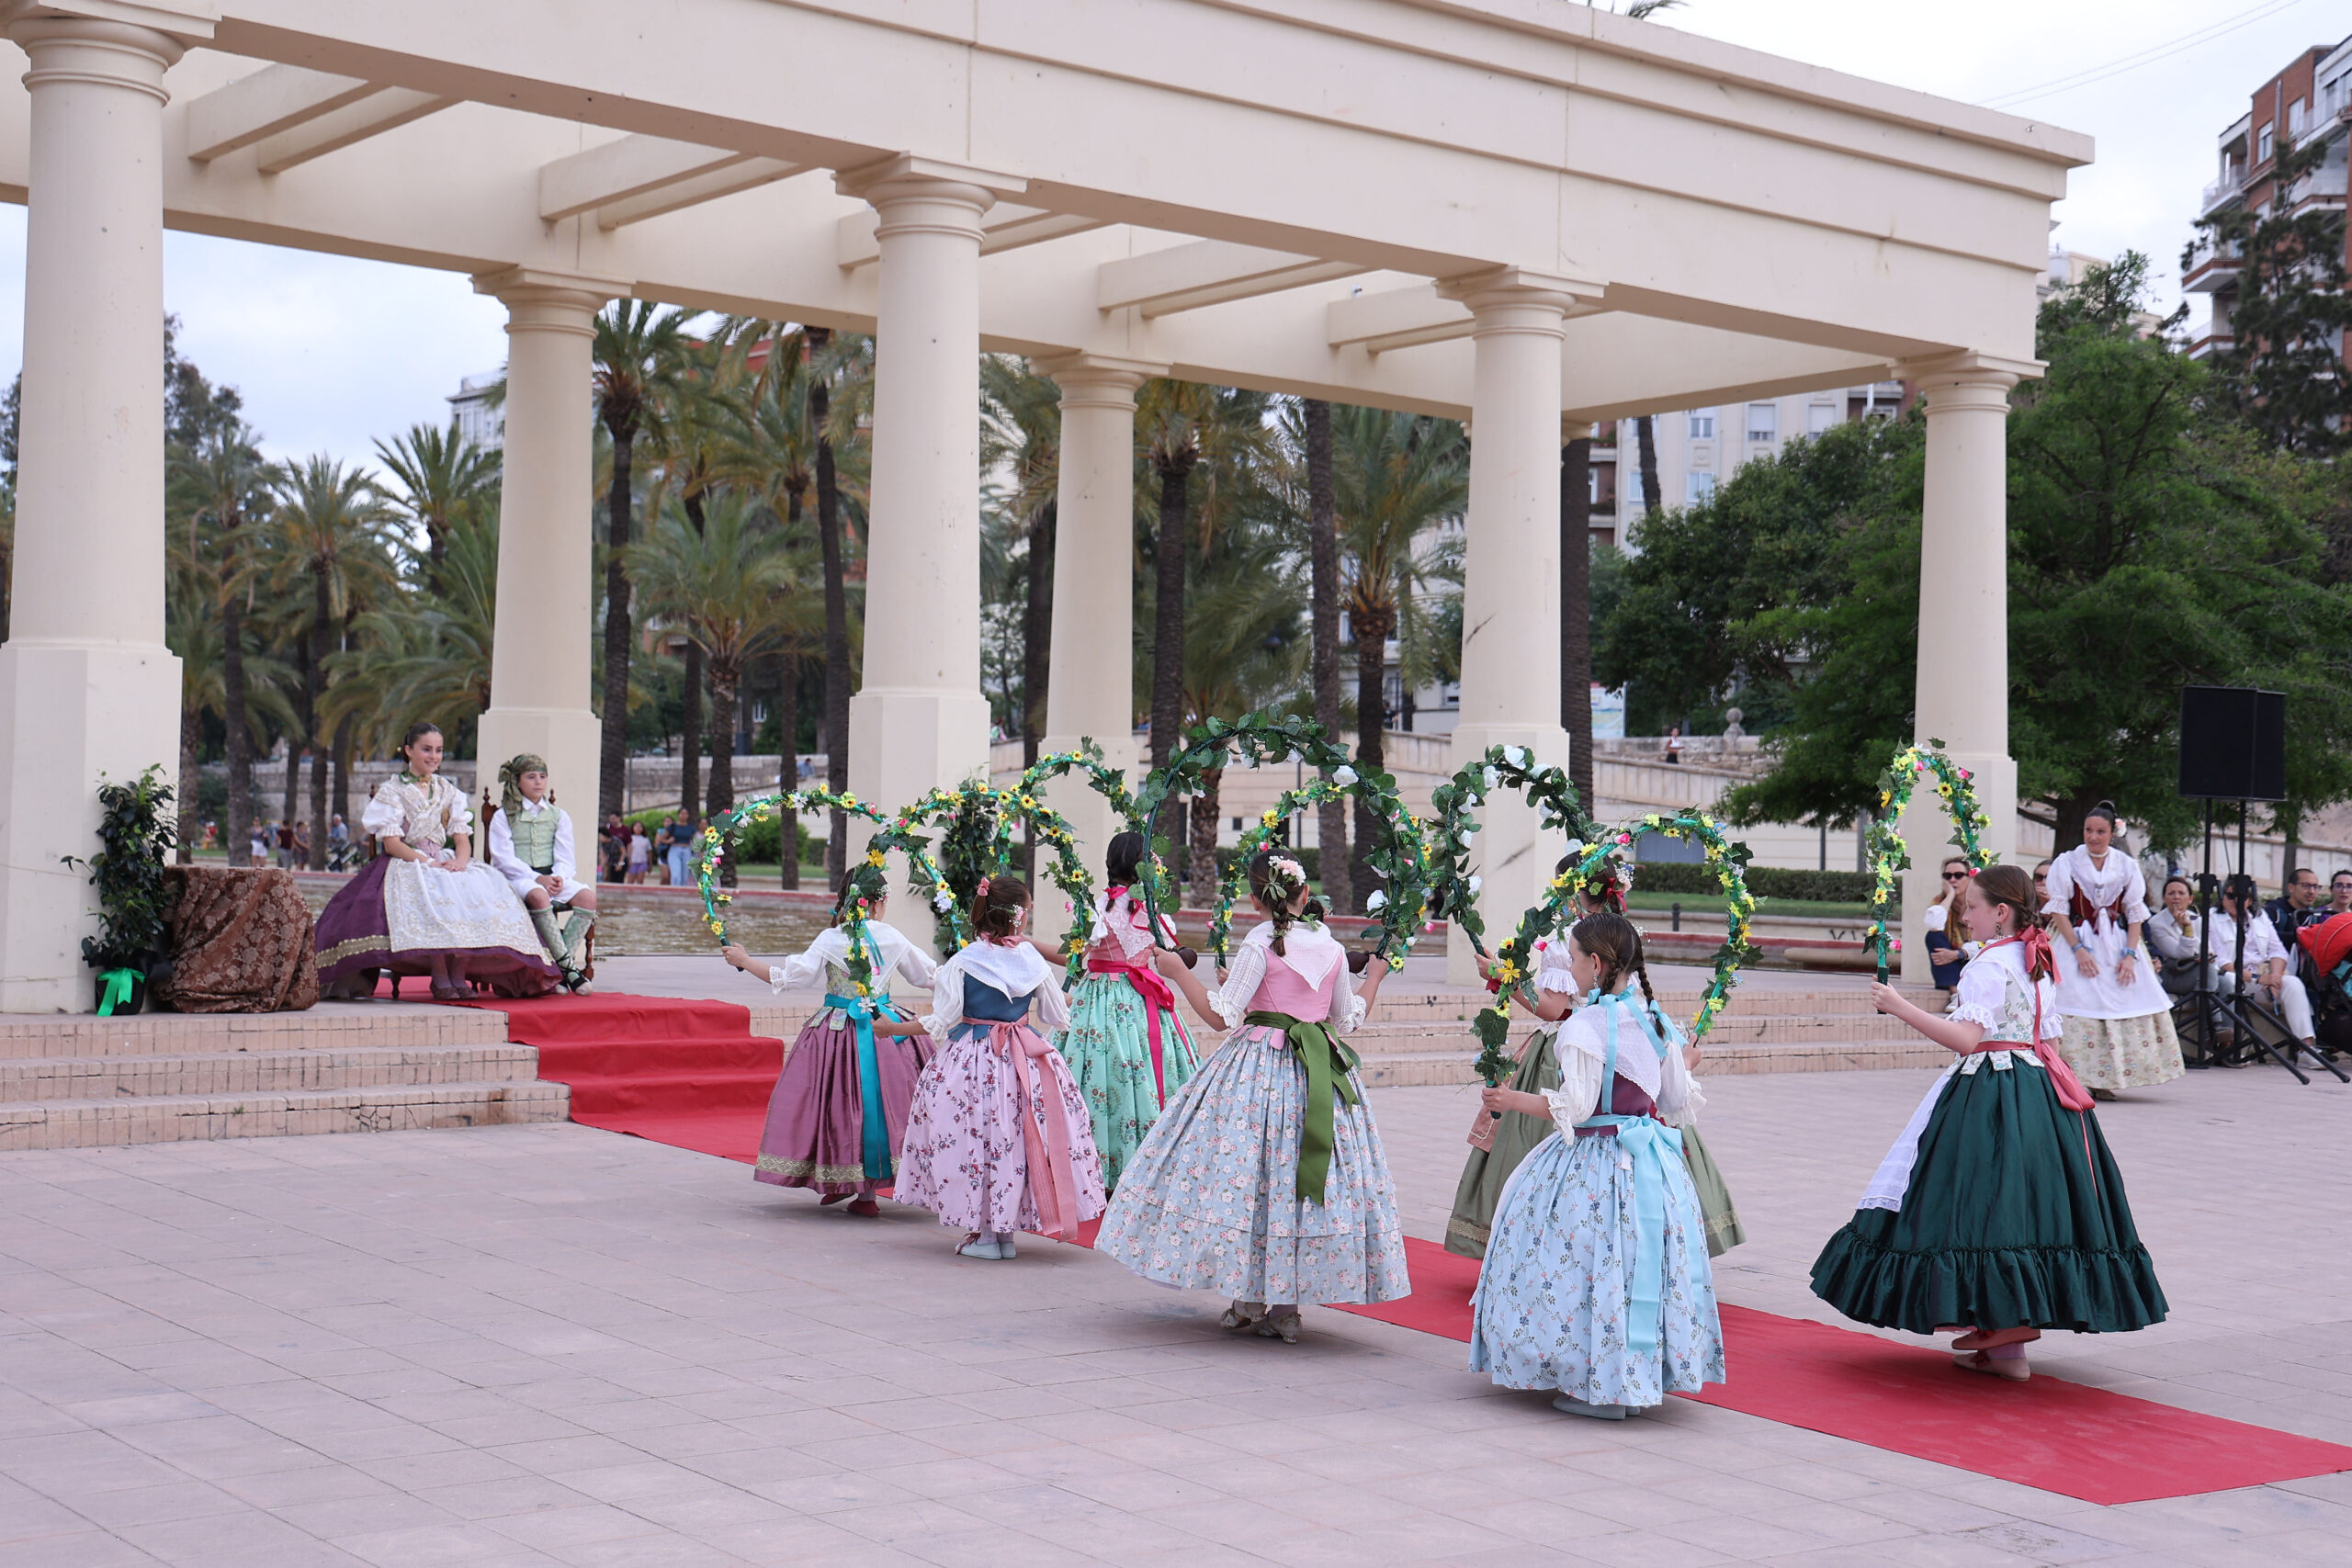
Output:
250,85,453,175
1327,282,1472,354
185,63,378,163
835,202,1107,267
538,134,804,229
1095,240,1365,318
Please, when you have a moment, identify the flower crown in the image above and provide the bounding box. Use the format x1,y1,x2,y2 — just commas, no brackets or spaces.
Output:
1261,855,1307,899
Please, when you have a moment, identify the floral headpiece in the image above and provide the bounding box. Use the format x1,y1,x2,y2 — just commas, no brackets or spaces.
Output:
1262,855,1307,900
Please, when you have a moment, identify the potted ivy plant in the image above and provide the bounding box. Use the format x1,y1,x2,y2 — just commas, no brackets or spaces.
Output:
62,764,179,1015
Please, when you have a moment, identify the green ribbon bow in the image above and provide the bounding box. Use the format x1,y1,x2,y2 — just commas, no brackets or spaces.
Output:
1245,1010,1362,1206
96,967,140,1016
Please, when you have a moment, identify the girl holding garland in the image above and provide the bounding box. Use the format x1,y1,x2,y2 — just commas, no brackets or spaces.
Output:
722,881,939,1217
1053,831,1202,1190
1811,864,2167,1382
869,877,1105,1259
1468,910,1724,1418
1100,851,1406,1343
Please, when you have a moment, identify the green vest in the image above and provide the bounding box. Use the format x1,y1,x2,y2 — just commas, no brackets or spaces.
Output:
508,807,560,873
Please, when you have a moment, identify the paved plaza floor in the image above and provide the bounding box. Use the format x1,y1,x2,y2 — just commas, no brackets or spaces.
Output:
2,1056,2347,1567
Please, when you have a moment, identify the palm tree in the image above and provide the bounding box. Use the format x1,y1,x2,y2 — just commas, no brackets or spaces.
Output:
593,300,693,818
1284,398,1351,912
631,493,807,868
1330,404,1469,901
981,356,1063,873
267,456,398,867
652,333,745,817
803,326,874,883
325,511,499,754
168,421,271,866
373,420,499,584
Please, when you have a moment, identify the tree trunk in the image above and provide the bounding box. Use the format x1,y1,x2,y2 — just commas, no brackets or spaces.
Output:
1634,415,1662,517
598,424,639,820
1304,398,1350,915
307,577,330,869
332,716,351,858
678,489,707,818
1021,499,1056,878
1560,437,1595,814
1351,604,1396,907
707,662,738,887
1150,457,1194,858
175,700,199,864
221,576,253,869
776,654,799,889
2053,795,2095,857
1188,767,1223,910
809,328,854,886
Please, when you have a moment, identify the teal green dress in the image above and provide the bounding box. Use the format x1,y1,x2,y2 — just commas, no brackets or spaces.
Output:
1052,896,1200,1191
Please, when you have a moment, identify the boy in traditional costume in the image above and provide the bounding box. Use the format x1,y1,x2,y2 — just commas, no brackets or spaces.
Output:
482,754,596,994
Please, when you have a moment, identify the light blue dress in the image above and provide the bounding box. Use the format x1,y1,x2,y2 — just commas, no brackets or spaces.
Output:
1468,988,1724,1406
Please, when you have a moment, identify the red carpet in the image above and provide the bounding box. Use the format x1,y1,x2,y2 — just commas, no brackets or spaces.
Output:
1337,1237,2352,1505
452,990,782,1162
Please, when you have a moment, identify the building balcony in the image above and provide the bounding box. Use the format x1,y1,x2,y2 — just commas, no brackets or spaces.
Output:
2186,330,2236,361
2285,163,2348,216
2182,235,2244,294
2200,165,2246,217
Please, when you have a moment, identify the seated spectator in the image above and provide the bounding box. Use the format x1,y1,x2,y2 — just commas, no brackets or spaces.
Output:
2213,874,2318,1059
2266,866,2327,953
2143,874,2209,998
2331,869,2352,919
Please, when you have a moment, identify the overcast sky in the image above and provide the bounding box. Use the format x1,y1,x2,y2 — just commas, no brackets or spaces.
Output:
0,0,2333,466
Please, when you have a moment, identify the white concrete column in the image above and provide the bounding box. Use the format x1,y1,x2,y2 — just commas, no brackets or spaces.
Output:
1435,268,1604,983
0,10,210,1011
1033,353,1163,882
470,267,624,830
1896,353,2031,981
836,154,1025,941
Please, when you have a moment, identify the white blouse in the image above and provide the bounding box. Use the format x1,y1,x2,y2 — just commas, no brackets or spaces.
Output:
1532,938,1579,996
1539,992,1704,1136
1087,889,1177,963
1201,921,1365,1034
2042,845,2152,932
764,920,939,996
360,773,471,853
921,939,1070,1042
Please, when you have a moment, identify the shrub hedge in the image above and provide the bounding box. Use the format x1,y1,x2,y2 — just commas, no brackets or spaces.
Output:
1633,860,1873,903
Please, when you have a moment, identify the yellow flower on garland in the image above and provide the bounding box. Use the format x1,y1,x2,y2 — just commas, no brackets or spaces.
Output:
865,849,886,868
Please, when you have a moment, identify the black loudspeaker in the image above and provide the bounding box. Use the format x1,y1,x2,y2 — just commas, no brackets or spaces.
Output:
2178,686,2286,801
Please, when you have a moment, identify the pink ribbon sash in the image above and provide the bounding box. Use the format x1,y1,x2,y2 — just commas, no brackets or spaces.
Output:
1087,953,1177,1103
982,1022,1083,1241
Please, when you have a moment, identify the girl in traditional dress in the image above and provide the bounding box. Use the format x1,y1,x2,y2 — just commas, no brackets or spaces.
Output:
1449,867,1744,1262
721,883,939,1217
2042,804,2184,1099
1099,851,1406,1343
1054,831,1201,1190
1811,864,2167,1382
483,754,596,994
871,878,1104,1259
313,723,560,1001
1468,911,1724,1418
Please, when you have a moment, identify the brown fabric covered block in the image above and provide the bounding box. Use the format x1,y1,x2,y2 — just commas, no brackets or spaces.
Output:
161,866,320,1013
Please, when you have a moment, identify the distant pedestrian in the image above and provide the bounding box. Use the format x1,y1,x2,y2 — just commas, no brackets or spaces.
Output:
626,823,650,885
665,808,695,886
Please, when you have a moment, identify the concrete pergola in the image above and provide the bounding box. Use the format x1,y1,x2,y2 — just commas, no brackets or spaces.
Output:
0,0,2090,1010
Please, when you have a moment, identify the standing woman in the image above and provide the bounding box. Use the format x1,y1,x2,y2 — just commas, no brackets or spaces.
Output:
313,723,561,1000
1468,912,1724,1418
2042,804,2183,1100
1053,831,1201,1191
723,881,938,1216
877,878,1105,1259
1811,865,2166,1382
1923,857,1975,996
1101,851,1407,1342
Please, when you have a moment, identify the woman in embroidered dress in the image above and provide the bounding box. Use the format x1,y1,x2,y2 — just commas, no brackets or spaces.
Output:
1053,832,1202,1190
482,754,596,995
2041,803,2183,1100
871,878,1104,1259
1468,911,1724,1418
313,723,560,1001
1811,865,2166,1382
1099,851,1406,1343
723,881,939,1217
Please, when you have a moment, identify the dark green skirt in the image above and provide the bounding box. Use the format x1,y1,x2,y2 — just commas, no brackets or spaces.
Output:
1445,1031,1561,1261
1810,1060,2167,1335
1446,1030,1747,1260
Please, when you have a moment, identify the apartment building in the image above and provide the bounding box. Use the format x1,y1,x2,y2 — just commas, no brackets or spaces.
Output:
2184,32,2352,360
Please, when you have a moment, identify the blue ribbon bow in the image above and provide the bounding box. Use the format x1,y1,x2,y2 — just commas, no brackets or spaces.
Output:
823,930,902,1181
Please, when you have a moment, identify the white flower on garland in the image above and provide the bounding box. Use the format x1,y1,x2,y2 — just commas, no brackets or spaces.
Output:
932,889,955,913
1464,792,1481,808
1564,839,1587,857
1333,765,1358,787
1484,766,1499,791
1364,889,1388,912
1467,874,1483,896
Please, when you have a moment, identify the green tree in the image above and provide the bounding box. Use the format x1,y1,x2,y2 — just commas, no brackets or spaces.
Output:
374,420,500,584
325,511,500,757
979,357,1062,782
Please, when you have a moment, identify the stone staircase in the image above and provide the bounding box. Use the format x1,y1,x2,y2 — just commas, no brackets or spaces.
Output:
0,1007,570,1152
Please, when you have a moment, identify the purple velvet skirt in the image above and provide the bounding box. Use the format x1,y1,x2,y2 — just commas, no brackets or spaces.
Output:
753,1013,935,1196
314,854,560,997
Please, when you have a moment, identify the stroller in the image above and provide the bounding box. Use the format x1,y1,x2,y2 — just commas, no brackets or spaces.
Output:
2296,912,2352,1063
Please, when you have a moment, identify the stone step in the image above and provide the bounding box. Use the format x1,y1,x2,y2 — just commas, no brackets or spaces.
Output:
0,1007,508,1059
0,1044,545,1102
0,1079,571,1152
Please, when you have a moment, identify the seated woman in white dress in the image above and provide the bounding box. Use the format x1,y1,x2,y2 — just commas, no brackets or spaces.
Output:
313,723,561,1001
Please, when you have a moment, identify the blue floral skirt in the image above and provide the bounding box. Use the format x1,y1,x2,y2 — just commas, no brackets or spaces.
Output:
1469,1129,1724,1405
1096,1024,1408,1304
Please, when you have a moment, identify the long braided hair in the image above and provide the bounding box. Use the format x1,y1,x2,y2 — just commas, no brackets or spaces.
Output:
1568,909,1664,1028
1248,849,1311,957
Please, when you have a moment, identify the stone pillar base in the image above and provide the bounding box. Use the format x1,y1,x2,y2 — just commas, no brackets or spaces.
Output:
475,706,605,832
1035,731,1140,908
848,686,993,950
1443,721,1573,986
1896,749,2018,984
0,641,181,1011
